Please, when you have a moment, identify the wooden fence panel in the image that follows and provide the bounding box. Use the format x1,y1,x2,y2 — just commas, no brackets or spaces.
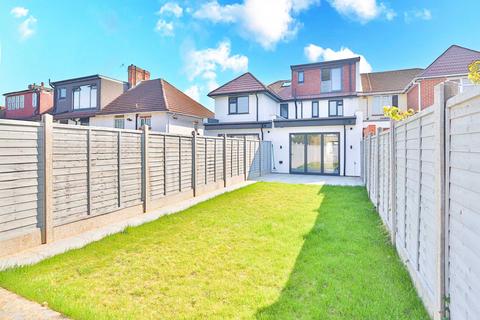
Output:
149,134,165,200
164,135,181,194
0,121,42,238
120,131,142,208
196,137,206,186
180,137,193,191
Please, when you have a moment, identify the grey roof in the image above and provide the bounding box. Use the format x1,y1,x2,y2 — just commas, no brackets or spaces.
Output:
418,45,480,78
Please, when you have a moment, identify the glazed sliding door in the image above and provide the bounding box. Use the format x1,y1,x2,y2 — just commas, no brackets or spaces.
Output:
306,134,322,173
290,134,306,173
323,134,340,174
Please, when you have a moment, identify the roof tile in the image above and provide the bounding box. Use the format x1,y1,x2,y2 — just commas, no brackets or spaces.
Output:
418,45,480,78
361,68,423,93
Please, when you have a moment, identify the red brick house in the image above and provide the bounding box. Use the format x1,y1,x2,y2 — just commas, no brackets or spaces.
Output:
405,45,480,111
3,83,53,120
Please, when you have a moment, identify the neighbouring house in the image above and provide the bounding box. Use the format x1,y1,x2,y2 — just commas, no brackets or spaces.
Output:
204,57,364,177
0,105,5,118
92,77,214,135
405,45,480,111
50,74,128,125
2,83,53,120
359,68,423,136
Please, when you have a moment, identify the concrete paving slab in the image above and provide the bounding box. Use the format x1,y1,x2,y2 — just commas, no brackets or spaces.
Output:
253,173,363,186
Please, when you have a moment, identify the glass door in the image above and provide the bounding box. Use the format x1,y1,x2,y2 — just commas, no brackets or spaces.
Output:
306,134,322,173
290,134,305,173
290,133,340,175
323,134,340,174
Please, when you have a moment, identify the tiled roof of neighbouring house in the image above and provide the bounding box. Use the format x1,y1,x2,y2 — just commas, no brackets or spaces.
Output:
208,72,281,100
361,68,424,93
99,79,214,119
418,45,480,78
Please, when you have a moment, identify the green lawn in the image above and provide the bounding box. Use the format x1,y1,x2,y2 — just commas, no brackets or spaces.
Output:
0,183,428,320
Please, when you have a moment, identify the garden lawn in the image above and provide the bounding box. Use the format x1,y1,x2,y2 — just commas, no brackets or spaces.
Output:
0,182,429,320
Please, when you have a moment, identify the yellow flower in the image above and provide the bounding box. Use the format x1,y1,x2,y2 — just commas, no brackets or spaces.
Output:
468,60,480,84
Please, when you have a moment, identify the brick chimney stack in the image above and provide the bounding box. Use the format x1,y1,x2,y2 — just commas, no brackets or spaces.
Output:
128,64,150,88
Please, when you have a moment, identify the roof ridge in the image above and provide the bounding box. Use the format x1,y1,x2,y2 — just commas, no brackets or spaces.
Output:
208,72,251,96
159,79,170,111
160,78,214,115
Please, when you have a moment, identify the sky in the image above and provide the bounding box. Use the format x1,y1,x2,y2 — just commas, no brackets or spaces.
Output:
0,0,479,109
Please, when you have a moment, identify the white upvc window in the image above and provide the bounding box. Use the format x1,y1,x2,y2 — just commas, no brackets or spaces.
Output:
372,95,393,115
114,116,125,129
140,116,151,127
32,93,38,108
459,78,474,93
73,85,97,109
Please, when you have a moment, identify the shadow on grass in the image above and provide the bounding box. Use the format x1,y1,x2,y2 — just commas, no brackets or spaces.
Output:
255,185,429,320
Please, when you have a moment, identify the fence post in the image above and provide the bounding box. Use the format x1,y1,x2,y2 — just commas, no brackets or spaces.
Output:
223,135,227,187
142,125,150,213
376,128,382,208
389,120,397,246
41,114,53,244
192,131,197,197
243,136,247,181
434,83,446,320
367,134,372,198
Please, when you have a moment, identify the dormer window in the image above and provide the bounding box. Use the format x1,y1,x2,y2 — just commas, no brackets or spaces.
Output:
298,71,304,84
321,67,342,92
228,96,249,114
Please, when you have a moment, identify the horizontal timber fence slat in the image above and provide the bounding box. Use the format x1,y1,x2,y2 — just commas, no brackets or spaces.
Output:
0,118,271,257
363,83,480,320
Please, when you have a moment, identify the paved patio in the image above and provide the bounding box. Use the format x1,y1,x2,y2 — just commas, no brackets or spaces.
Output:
254,173,364,186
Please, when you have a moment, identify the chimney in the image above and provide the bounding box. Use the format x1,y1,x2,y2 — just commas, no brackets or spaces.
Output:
128,64,150,87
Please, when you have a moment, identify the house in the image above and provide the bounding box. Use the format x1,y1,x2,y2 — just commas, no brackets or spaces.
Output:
204,57,364,177
50,74,128,125
92,77,214,135
2,83,53,120
359,68,423,136
405,45,480,111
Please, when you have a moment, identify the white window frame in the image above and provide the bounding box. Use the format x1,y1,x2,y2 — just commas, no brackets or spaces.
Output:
114,116,125,129
372,95,392,116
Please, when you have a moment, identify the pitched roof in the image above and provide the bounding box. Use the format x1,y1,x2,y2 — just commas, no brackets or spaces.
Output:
208,72,280,99
267,80,289,93
98,79,213,118
361,68,423,94
418,45,480,78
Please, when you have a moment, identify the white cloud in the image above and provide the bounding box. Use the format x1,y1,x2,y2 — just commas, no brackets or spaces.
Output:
158,2,183,17
10,7,28,18
404,9,432,23
194,0,319,50
155,19,174,36
328,0,395,23
185,40,248,101
18,16,37,40
184,85,200,102
304,44,372,73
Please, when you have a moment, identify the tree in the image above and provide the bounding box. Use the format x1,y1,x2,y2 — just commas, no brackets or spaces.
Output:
468,60,480,84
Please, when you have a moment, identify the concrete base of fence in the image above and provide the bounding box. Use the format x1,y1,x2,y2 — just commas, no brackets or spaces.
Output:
0,180,256,271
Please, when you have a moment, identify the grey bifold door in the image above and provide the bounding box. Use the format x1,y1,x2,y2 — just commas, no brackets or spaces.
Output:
290,133,340,175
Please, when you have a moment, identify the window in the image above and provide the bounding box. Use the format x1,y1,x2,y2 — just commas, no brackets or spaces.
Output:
228,96,249,114
280,103,289,119
372,95,393,115
321,67,342,92
460,78,474,93
59,88,67,99
312,101,319,118
114,116,125,129
298,71,304,83
73,85,97,109
32,93,38,108
328,100,343,117
140,116,151,127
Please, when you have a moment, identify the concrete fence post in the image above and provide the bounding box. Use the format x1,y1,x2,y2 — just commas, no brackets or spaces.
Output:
223,135,227,187
142,125,150,213
41,114,53,244
376,128,382,208
191,131,197,197
433,83,446,320
243,136,247,181
389,120,397,246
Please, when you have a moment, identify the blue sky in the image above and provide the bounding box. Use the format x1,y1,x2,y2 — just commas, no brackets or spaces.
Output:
0,0,478,109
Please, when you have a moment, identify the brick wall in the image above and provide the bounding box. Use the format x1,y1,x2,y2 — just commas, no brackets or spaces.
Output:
420,78,446,109
407,84,419,111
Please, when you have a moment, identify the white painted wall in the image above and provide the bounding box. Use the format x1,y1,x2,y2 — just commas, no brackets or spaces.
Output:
90,111,204,135
213,93,277,122
279,97,359,120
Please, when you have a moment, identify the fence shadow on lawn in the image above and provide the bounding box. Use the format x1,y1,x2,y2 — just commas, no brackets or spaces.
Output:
255,186,429,320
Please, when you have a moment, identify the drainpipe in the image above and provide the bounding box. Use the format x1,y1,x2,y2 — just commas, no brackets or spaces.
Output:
343,125,347,176
255,93,259,122
135,113,139,130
